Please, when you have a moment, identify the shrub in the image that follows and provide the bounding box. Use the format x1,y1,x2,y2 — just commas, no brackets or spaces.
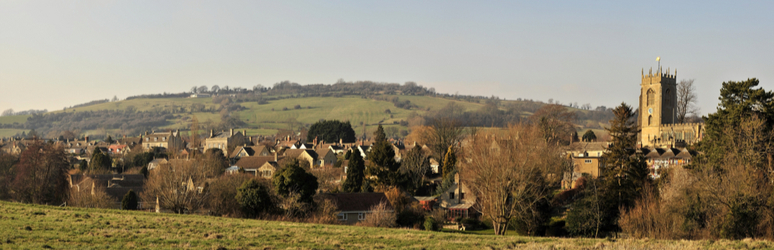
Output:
121,190,138,210
356,202,396,228
460,218,485,230
424,216,438,231
236,179,274,218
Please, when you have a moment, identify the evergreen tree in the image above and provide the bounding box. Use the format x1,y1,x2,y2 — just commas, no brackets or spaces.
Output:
306,120,357,143
366,124,402,187
90,148,112,173
441,144,456,179
121,190,138,210
272,159,318,203
342,149,366,192
236,179,274,218
598,103,650,232
699,78,774,169
582,130,597,142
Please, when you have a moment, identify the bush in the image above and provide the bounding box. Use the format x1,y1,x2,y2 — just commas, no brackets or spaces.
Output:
356,202,396,228
121,190,138,210
236,179,274,218
460,218,485,230
424,216,438,231
545,217,567,237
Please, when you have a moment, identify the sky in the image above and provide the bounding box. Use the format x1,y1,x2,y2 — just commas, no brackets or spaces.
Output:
1,1,773,115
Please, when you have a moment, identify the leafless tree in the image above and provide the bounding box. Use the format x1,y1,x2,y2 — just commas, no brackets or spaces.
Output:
676,79,700,123
141,159,210,213
399,146,430,195
530,104,577,145
67,178,114,209
462,124,567,235
422,117,465,160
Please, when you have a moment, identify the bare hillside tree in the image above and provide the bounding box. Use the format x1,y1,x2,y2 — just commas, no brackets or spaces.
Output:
676,79,699,123
462,124,567,235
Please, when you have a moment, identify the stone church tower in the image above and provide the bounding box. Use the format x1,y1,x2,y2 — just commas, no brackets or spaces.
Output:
637,66,703,148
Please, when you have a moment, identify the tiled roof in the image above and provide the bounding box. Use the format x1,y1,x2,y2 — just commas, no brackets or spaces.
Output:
235,156,279,169
318,192,393,212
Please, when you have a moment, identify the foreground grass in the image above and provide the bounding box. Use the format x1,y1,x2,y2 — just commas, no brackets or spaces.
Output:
1,201,773,249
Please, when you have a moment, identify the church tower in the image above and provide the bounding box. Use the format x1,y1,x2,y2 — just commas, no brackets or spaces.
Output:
639,66,677,147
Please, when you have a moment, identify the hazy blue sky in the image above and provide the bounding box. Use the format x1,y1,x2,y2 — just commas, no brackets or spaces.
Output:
2,1,773,115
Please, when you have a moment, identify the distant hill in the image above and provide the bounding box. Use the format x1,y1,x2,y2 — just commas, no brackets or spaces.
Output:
0,81,614,140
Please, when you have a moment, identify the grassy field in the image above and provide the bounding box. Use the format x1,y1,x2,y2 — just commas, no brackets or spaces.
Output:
0,114,30,125
1,201,771,249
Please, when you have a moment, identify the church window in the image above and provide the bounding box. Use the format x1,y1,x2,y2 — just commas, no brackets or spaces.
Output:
647,89,655,106
648,115,652,126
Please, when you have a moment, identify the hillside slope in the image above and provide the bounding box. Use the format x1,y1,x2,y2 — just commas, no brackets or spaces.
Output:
0,201,765,249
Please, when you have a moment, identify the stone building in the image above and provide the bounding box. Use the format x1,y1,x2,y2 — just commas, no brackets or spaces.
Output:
141,130,184,152
638,66,704,148
204,129,247,156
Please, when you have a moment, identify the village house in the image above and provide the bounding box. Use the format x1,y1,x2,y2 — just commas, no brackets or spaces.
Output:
141,130,184,152
204,129,247,156
233,154,281,178
317,192,394,225
438,173,477,219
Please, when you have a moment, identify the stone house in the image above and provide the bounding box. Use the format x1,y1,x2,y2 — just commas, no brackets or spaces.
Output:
318,192,394,225
204,129,247,156
141,130,184,152
438,173,477,219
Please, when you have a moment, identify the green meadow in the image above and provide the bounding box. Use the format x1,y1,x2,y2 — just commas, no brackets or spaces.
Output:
1,201,771,249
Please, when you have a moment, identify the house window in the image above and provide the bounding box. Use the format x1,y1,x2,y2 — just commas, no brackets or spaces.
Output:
460,192,465,200
584,160,592,164
154,137,157,142
358,213,365,221
163,137,166,141
145,138,149,141
449,192,455,200
338,213,347,221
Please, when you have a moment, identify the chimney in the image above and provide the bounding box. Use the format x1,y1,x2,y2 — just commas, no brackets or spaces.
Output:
85,136,89,143
145,131,149,136
210,129,214,138
339,138,343,145
243,130,246,136
274,152,278,162
230,129,234,137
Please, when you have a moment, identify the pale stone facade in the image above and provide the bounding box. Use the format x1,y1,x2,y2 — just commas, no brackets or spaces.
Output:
637,66,704,148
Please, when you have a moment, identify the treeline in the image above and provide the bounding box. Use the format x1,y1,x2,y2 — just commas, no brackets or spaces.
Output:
125,92,190,100
26,110,172,138
67,99,110,109
1,109,48,117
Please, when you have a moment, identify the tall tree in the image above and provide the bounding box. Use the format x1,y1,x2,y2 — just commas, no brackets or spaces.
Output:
306,119,356,143
582,130,597,142
272,159,318,203
399,146,430,195
141,159,210,213
90,148,112,174
11,142,70,204
463,124,566,235
598,103,649,232
441,144,456,179
700,78,774,168
422,117,465,161
530,104,577,145
366,125,402,188
676,79,700,123
236,179,274,218
341,150,366,192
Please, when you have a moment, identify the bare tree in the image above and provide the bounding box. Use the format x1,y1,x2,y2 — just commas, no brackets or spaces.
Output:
11,142,70,204
1,109,13,116
211,85,220,93
141,159,209,213
399,146,430,194
676,79,699,123
197,85,208,93
422,117,465,160
462,124,567,235
530,104,577,145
